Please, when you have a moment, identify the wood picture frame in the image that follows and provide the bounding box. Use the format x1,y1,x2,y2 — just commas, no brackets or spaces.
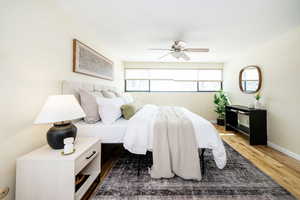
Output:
239,65,262,94
73,39,114,80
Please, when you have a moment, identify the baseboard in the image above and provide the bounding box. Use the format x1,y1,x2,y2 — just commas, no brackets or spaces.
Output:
267,141,300,161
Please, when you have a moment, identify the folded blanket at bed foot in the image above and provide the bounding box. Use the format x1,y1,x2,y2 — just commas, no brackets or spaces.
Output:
149,107,202,180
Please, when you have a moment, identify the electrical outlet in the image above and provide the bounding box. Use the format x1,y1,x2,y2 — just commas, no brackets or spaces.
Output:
0,187,9,199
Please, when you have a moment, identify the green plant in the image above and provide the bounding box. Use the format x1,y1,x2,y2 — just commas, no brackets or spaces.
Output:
255,92,261,101
214,90,231,119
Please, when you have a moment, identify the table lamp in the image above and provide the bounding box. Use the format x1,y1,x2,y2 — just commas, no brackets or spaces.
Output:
34,95,86,149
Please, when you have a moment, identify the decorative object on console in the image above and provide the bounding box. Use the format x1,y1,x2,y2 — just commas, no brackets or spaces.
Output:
73,39,114,80
239,65,262,94
34,95,86,149
254,92,262,109
213,90,231,126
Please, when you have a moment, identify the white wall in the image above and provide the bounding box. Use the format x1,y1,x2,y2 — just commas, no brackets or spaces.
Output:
0,1,123,199
223,27,300,156
124,62,223,120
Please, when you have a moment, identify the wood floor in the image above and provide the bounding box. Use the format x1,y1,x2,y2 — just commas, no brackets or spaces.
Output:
86,125,300,199
216,125,300,199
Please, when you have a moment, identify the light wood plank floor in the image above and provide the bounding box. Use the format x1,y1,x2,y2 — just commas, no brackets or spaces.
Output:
86,125,300,199
216,125,300,199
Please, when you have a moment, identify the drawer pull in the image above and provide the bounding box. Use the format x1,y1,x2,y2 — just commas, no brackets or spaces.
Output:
86,151,96,159
238,111,250,115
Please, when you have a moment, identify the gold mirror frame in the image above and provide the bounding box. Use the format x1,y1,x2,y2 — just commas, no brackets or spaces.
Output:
239,65,262,94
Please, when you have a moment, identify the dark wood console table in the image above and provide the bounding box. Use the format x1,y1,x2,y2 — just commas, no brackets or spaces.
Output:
225,105,267,145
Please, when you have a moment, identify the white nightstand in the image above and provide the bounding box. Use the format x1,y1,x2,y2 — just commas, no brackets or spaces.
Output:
16,137,101,200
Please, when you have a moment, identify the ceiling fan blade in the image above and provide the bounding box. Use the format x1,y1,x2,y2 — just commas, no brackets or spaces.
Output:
184,48,209,52
158,52,171,60
148,48,173,51
180,52,190,61
171,51,181,59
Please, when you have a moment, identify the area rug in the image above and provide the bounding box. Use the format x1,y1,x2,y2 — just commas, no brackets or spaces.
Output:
91,143,295,200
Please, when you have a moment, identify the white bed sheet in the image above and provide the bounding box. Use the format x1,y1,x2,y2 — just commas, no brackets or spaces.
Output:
75,118,128,143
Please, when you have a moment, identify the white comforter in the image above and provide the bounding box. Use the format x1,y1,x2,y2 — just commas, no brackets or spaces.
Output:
123,104,227,169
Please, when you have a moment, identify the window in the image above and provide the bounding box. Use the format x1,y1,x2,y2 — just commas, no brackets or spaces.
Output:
151,80,197,92
198,81,222,91
125,80,149,91
125,68,222,92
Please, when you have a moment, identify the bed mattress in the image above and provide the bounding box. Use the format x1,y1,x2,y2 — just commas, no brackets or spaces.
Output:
75,118,128,143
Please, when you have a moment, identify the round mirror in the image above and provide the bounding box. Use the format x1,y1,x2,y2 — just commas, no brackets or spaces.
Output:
239,65,262,93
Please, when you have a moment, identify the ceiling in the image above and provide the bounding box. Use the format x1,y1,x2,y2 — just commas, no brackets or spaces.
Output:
56,0,300,62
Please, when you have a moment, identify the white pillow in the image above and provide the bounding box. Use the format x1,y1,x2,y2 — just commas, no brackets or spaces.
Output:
101,90,116,98
122,93,134,104
96,97,125,124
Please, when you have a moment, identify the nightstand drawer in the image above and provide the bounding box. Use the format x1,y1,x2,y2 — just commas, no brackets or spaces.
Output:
75,142,100,174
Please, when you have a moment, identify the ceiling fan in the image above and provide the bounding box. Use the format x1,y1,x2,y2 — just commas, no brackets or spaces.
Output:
149,41,209,61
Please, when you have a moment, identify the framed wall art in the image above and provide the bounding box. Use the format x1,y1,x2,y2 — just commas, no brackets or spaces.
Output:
73,39,114,80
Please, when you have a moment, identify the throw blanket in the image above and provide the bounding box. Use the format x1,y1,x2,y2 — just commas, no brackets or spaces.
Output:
150,107,201,180
123,104,226,170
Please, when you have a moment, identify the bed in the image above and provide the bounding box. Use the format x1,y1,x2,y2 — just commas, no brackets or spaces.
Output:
62,80,227,177
76,118,128,143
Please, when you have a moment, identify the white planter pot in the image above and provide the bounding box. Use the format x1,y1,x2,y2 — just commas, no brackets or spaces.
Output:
254,100,261,109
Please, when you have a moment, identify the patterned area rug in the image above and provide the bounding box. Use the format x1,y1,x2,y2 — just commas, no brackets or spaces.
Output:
91,143,295,200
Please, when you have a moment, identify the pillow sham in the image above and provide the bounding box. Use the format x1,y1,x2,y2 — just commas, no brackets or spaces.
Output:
96,97,125,124
101,90,116,98
78,89,103,123
122,93,134,104
108,89,122,97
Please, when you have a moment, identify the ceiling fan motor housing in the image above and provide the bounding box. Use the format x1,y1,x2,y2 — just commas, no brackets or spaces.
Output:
172,41,186,51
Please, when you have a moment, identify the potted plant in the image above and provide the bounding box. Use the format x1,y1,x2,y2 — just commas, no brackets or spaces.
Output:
213,90,231,126
254,92,262,109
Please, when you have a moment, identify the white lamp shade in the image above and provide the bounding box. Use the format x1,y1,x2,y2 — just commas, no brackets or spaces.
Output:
34,95,86,124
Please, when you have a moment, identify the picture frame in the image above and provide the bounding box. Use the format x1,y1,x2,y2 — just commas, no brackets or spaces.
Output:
73,39,114,80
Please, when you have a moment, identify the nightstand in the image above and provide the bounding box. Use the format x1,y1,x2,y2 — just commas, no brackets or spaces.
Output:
16,137,101,200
